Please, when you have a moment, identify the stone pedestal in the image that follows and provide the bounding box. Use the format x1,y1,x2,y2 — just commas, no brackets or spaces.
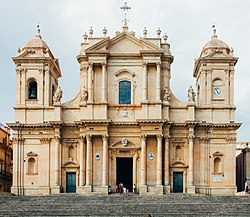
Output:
11,186,24,196
139,185,147,195
77,186,85,194
156,185,163,195
54,104,62,121
51,186,61,194
99,186,108,195
187,186,196,194
163,185,170,194
83,185,92,194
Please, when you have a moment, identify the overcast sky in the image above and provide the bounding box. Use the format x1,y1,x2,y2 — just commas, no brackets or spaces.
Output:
0,0,249,141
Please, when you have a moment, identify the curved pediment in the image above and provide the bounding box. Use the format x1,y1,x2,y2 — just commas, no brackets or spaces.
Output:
63,161,79,168
170,160,188,168
115,69,135,77
26,151,38,157
110,139,140,149
213,151,223,156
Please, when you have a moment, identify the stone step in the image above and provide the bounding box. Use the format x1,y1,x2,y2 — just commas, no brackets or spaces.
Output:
0,194,249,216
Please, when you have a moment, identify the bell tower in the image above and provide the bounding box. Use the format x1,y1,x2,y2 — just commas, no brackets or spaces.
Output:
13,26,61,123
193,28,238,123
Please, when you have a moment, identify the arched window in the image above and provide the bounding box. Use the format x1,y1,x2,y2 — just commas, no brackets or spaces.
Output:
214,157,222,173
28,158,36,174
119,81,131,104
68,146,75,161
28,80,37,99
176,145,182,160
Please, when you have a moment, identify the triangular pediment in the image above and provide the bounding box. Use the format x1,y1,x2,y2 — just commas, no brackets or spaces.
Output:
85,32,163,55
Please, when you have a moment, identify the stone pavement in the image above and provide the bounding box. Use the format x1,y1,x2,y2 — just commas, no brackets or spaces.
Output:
0,193,249,216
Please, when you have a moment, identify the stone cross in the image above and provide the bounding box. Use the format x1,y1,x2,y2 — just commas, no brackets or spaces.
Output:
120,2,131,22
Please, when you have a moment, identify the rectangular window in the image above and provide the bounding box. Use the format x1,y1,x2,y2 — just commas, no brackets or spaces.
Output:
119,81,131,104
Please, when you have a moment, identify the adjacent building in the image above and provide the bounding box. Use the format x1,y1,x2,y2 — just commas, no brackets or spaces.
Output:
8,22,240,196
236,142,250,192
0,123,13,192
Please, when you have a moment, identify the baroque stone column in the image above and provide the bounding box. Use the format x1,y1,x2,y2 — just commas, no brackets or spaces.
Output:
142,62,148,102
51,135,61,194
140,134,147,194
101,63,107,103
85,135,92,190
156,62,161,101
87,63,93,103
133,153,138,190
102,134,108,186
156,134,163,194
54,136,60,186
188,127,195,194
164,134,170,194
79,136,85,187
156,135,163,185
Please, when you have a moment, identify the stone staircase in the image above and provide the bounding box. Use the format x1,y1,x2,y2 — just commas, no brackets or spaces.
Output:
0,193,249,216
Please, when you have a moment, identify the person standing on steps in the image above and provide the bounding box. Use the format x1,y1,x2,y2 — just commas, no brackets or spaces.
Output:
133,184,136,193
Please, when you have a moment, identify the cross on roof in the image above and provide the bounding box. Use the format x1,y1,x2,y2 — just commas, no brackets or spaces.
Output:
120,2,131,22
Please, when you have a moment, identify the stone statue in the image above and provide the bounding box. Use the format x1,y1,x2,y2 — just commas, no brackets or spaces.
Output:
163,87,171,102
53,86,62,103
188,86,196,102
80,86,88,102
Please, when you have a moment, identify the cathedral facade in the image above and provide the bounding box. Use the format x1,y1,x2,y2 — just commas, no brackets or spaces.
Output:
9,22,240,196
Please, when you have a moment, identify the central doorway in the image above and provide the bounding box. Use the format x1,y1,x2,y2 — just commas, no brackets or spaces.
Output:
173,172,183,193
116,157,133,192
66,172,76,193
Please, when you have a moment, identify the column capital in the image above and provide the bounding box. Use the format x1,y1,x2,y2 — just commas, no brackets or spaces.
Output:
164,134,170,139
13,137,25,142
102,134,109,139
40,138,51,144
101,62,106,66
141,134,147,139
156,62,162,66
79,135,86,140
156,134,163,139
80,65,88,71
88,62,93,67
188,134,195,140
143,62,148,66
54,135,60,141
86,134,92,141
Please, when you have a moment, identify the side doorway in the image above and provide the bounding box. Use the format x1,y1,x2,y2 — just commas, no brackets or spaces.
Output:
66,172,76,193
173,172,183,193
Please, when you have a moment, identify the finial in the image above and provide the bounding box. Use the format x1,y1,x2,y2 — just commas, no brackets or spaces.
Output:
83,32,88,42
163,33,168,43
156,28,161,38
17,48,21,53
36,23,42,38
212,24,217,38
89,27,93,37
230,47,234,56
122,20,129,32
143,27,147,38
102,27,107,37
120,2,131,27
